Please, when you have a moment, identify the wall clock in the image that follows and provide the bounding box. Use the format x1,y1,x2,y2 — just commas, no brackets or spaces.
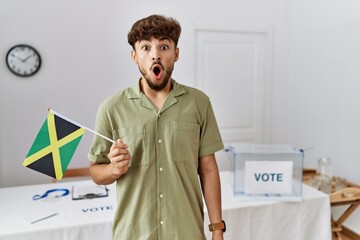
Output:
6,44,41,77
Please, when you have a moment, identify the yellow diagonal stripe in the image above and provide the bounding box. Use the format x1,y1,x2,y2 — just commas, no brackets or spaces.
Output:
47,112,62,179
58,127,85,146
23,112,85,180
23,128,85,166
22,145,53,166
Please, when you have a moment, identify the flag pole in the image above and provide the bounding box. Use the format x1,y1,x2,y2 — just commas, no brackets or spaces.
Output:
47,108,116,144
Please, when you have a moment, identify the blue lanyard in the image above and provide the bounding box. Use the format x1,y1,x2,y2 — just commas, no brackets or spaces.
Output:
33,188,70,200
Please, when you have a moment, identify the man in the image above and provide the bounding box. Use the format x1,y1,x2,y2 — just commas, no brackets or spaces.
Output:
88,14,225,240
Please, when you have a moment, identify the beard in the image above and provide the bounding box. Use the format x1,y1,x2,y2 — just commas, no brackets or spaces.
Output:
139,63,174,92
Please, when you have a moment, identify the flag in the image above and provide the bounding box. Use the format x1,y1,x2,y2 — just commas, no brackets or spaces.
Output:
23,111,85,180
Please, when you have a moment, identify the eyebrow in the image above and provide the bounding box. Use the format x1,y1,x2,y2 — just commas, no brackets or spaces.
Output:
158,37,171,42
139,37,171,43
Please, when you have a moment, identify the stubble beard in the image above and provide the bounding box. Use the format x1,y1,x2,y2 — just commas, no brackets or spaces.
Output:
139,64,174,92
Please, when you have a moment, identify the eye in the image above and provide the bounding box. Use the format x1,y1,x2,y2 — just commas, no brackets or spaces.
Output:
141,45,150,51
160,45,169,51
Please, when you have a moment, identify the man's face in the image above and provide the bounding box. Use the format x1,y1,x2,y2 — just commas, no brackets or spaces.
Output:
132,37,179,92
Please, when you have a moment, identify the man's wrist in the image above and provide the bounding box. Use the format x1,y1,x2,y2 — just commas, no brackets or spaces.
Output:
208,220,226,232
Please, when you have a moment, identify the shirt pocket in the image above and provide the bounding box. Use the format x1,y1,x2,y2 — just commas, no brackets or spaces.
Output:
113,127,148,167
172,121,200,163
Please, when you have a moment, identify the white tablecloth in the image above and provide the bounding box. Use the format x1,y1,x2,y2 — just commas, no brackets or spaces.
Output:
204,171,332,240
0,172,331,240
0,180,116,240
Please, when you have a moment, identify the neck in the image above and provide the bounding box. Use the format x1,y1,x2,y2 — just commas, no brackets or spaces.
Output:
140,78,172,110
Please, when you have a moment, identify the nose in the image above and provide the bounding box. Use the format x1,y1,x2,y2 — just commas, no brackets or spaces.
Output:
151,49,161,61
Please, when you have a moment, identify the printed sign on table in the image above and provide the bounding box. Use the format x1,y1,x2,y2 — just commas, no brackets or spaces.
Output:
244,161,293,194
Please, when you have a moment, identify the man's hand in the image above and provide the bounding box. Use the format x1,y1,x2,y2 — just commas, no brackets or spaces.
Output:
107,139,131,176
212,230,224,240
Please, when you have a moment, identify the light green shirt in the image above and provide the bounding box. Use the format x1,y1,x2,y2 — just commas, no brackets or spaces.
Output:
88,80,224,240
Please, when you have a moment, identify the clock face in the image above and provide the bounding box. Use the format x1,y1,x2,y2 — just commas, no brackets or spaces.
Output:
6,44,41,77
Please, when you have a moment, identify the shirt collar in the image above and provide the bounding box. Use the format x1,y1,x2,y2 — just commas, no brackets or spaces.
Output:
127,78,186,99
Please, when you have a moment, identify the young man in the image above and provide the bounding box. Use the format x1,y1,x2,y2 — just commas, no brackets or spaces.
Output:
88,14,225,240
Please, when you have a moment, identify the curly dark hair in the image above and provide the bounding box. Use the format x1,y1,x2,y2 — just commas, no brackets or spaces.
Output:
127,14,182,49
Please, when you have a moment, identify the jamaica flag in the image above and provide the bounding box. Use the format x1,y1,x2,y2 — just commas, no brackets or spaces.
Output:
23,111,85,180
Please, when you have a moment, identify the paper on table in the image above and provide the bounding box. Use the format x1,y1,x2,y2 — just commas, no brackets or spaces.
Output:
72,183,108,200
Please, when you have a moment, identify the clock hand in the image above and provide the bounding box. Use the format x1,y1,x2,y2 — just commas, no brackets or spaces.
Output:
15,55,25,61
22,55,32,62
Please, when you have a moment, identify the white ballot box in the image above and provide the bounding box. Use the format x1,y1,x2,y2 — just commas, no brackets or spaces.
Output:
226,144,304,201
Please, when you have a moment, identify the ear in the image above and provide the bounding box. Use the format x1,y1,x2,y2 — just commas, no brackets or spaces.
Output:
131,50,137,64
174,47,179,62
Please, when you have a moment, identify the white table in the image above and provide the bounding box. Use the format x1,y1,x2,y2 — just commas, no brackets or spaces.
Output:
205,171,332,240
0,180,116,240
0,172,331,240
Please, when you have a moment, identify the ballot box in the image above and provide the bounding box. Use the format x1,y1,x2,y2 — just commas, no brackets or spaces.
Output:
226,144,304,201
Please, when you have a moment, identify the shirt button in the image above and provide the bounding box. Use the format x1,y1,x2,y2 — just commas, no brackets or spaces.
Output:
159,167,163,172
160,221,164,225
157,139,162,144
160,194,164,198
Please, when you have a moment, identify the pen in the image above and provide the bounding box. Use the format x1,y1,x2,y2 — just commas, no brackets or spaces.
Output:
30,213,58,224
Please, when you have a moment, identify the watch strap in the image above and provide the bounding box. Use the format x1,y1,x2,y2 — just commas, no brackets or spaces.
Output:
208,220,226,232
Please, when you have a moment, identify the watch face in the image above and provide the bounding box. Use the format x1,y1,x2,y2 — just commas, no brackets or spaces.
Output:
6,44,41,77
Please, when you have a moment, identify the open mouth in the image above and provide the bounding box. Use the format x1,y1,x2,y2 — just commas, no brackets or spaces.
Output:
153,66,161,76
152,65,163,79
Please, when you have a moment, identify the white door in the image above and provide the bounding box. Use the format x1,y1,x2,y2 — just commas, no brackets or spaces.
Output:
195,29,272,144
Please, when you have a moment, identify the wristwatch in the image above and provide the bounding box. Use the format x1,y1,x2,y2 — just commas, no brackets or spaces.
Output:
208,220,226,232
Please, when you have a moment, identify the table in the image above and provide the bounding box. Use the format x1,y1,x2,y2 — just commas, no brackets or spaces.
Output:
303,169,360,239
0,180,116,240
330,187,360,240
207,171,332,240
0,172,331,240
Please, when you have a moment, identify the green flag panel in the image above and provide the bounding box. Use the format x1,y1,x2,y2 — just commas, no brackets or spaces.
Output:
26,119,51,158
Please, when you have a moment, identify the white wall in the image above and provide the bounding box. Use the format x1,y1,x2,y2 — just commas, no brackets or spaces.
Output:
0,0,278,186
0,0,359,233
284,0,360,184
271,0,360,232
